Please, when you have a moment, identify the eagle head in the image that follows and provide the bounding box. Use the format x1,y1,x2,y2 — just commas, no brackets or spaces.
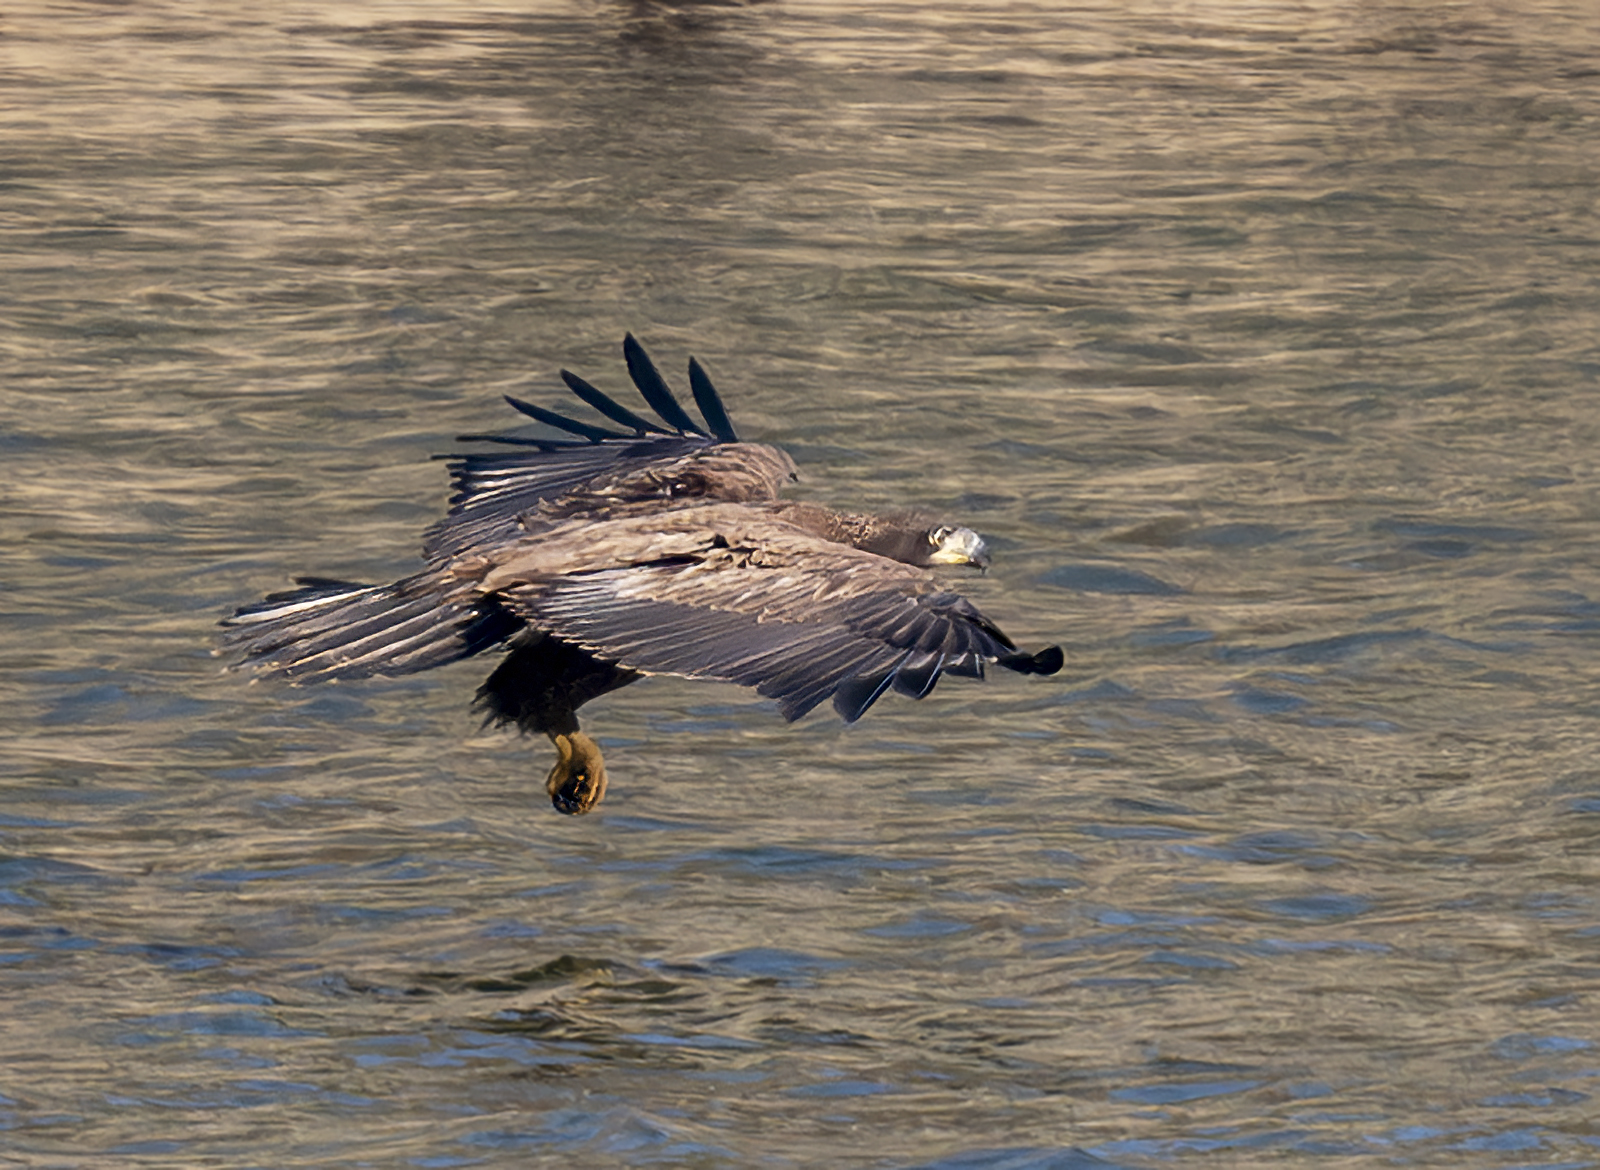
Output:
925,524,991,570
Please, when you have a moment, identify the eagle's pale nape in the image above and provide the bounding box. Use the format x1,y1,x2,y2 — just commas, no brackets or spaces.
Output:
222,335,1062,815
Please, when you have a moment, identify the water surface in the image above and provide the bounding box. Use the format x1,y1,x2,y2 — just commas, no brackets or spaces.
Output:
4,1,1600,1165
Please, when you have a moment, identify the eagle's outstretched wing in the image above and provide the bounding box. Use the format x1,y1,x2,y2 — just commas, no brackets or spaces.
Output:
424,335,769,560
225,335,1059,730
494,523,1061,723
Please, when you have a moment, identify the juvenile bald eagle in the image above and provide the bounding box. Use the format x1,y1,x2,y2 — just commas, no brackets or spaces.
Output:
223,336,1062,814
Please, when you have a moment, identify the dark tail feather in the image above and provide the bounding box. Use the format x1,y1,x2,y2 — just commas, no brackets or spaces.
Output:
221,575,520,682
623,333,706,436
687,357,739,443
560,369,672,435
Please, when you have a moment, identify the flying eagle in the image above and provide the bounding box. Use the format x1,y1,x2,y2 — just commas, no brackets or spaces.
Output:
223,336,1062,814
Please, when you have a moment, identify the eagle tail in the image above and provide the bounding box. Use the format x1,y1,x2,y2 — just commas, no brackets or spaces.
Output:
220,574,520,682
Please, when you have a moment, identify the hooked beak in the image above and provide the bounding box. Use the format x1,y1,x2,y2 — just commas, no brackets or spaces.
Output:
928,526,990,570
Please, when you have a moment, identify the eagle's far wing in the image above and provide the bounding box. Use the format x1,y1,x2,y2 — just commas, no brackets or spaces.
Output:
424,335,751,560
427,435,713,559
496,534,1058,723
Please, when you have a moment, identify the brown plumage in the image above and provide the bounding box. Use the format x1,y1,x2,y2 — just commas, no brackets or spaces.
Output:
222,335,1062,814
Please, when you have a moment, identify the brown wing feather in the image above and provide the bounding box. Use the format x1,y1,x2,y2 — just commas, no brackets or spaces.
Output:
427,440,795,559
426,436,708,559
491,526,1022,721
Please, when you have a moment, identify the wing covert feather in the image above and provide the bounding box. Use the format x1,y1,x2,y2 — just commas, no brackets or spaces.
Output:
426,436,711,558
495,537,1025,721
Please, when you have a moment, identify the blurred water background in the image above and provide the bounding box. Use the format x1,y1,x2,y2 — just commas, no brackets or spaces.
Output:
4,1,1600,1165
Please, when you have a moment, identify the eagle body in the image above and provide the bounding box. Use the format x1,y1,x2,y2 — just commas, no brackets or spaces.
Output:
224,336,1061,814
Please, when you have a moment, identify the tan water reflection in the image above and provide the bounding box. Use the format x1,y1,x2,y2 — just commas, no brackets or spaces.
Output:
3,0,1600,1165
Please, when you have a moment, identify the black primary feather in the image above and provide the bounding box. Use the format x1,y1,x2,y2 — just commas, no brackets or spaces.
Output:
891,650,944,699
687,357,739,443
560,369,673,435
503,395,626,443
450,434,585,448
1000,646,1065,675
831,664,898,723
623,332,706,436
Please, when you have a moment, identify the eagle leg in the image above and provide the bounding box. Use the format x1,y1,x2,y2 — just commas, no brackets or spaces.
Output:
475,631,639,814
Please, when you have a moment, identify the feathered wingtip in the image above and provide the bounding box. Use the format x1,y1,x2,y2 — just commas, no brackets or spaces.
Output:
1001,646,1064,675
686,356,739,444
464,335,741,447
829,644,1063,723
560,368,671,436
502,395,620,443
622,333,707,437
826,649,973,723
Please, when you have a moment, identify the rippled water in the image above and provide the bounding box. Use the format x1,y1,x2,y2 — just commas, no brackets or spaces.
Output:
5,1,1600,1165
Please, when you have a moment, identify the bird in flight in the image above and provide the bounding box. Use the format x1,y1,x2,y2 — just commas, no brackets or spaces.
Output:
223,336,1062,814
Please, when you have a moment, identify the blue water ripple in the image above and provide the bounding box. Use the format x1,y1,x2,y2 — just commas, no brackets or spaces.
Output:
1110,1079,1262,1105
786,1079,898,1098
698,947,849,981
1040,563,1186,596
1217,629,1427,665
1139,950,1240,971
1480,1089,1590,1107
1492,1034,1593,1060
897,1147,1129,1169
1230,686,1308,715
1450,1128,1544,1152
1257,893,1372,922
